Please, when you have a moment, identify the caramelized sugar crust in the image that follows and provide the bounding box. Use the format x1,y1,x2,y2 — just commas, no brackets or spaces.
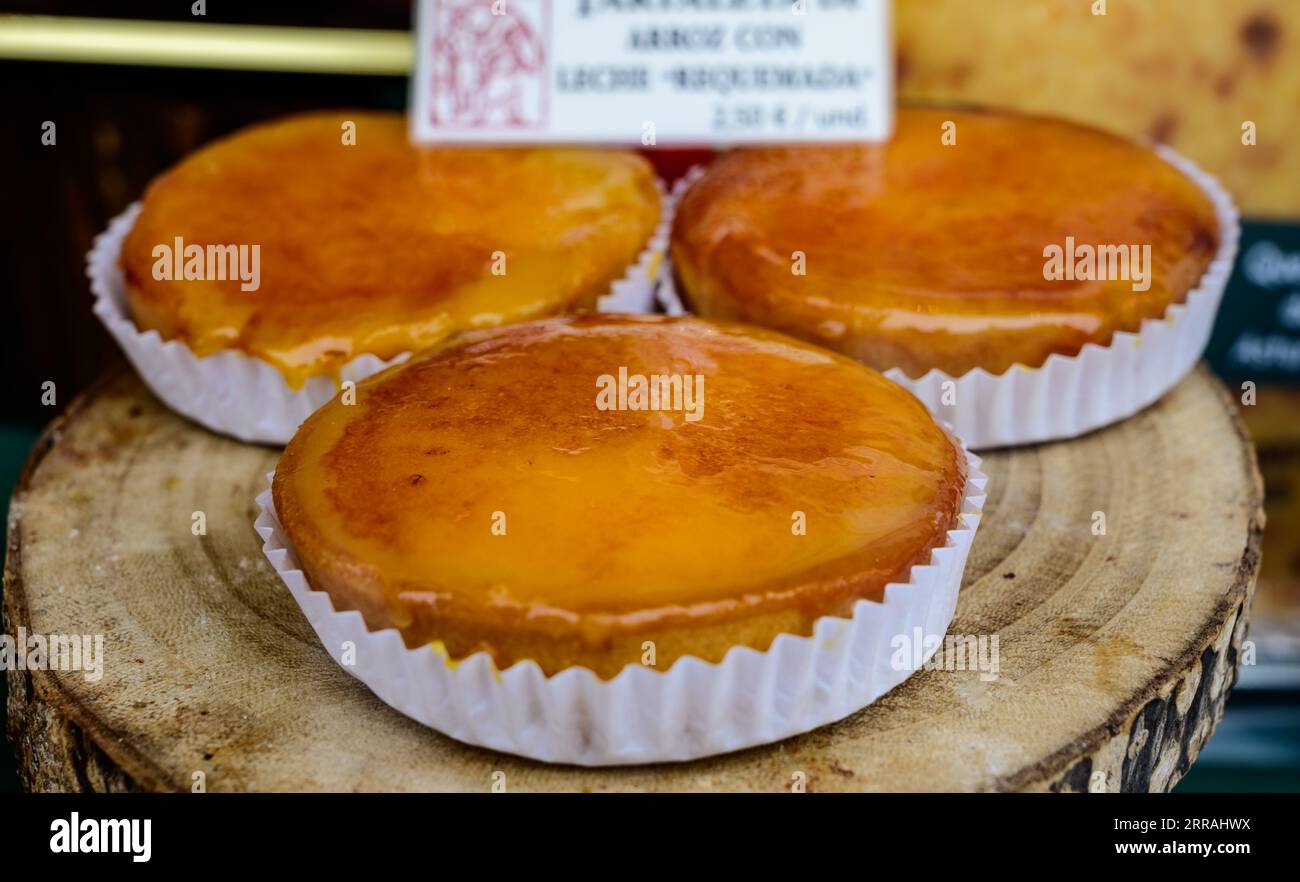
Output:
121,112,660,388
670,108,1220,378
273,314,966,679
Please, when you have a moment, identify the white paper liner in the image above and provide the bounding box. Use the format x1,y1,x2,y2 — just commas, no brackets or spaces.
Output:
655,163,707,320
88,179,671,445
656,146,1241,449
254,435,986,766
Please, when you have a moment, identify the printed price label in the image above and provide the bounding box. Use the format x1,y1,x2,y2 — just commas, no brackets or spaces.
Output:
411,0,892,145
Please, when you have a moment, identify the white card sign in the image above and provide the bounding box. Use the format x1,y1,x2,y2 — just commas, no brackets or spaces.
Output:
410,0,893,145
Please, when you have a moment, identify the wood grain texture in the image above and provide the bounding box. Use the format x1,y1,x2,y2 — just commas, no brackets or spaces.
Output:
4,368,1263,792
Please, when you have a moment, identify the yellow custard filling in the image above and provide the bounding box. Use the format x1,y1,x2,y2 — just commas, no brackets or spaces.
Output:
121,111,661,389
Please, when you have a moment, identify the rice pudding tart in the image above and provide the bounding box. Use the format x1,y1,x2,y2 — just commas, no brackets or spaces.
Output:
121,111,660,389
272,314,967,678
669,108,1220,378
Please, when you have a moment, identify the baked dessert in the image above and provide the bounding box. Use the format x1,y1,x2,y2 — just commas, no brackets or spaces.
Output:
120,111,660,389
669,107,1221,378
272,314,967,679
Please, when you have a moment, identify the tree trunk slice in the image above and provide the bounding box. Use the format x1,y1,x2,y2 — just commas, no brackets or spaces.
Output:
4,367,1263,792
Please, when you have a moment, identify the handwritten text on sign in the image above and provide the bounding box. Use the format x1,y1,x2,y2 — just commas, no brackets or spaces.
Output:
411,0,893,144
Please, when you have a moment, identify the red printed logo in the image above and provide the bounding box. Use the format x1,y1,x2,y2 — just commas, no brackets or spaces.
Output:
430,0,551,129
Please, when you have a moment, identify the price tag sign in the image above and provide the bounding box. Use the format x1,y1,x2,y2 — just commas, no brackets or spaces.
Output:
410,0,893,145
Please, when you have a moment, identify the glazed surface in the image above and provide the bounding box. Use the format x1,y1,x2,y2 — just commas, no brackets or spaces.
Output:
121,112,660,388
670,108,1221,377
273,314,966,678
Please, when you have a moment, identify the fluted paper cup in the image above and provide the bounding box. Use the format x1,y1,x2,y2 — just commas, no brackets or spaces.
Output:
254,434,986,766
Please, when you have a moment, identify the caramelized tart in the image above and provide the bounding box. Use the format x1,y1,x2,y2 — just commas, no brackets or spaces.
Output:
273,314,966,679
121,111,660,389
669,108,1220,378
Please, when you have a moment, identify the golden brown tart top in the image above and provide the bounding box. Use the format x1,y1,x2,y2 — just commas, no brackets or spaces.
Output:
273,314,967,678
121,111,660,388
670,107,1220,378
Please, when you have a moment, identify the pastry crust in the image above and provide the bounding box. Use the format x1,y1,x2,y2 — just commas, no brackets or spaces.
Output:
670,108,1220,378
273,314,966,679
121,111,660,389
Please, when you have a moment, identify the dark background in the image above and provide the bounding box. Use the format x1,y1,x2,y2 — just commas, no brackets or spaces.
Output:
0,1,413,429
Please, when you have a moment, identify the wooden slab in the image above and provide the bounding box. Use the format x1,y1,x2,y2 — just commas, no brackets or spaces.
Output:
4,367,1263,792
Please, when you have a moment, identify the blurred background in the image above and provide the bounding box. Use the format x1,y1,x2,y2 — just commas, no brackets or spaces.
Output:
1,0,1297,791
